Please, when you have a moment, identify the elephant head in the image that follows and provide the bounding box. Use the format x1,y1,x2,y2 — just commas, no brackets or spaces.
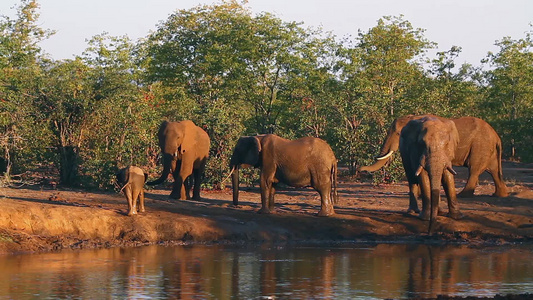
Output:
228,136,262,205
400,117,460,234
147,120,197,186
409,119,458,183
359,115,420,172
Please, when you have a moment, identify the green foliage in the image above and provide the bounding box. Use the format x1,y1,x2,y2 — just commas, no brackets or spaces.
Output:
142,1,339,185
1,0,532,191
0,0,54,181
334,16,434,179
481,29,533,161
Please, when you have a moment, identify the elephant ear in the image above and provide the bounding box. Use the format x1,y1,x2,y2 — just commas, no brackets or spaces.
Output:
179,120,198,155
245,136,262,167
445,120,460,159
400,119,423,149
401,119,426,175
116,168,128,185
158,120,170,148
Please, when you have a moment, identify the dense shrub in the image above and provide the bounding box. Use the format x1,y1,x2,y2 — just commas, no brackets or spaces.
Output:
1,1,531,189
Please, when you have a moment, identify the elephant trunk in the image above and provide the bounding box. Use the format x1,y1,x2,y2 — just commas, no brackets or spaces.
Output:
147,153,172,186
231,165,240,206
428,189,440,234
427,158,444,235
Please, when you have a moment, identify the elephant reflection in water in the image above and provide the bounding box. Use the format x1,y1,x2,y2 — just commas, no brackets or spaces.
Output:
157,246,239,298
406,245,455,298
405,245,511,298
258,249,336,298
120,247,154,297
259,252,277,296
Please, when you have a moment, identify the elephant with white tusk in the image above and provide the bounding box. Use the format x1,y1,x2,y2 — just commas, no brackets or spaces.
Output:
399,116,463,234
360,114,508,214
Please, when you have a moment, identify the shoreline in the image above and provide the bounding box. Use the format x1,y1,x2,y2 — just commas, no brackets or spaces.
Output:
1,175,531,255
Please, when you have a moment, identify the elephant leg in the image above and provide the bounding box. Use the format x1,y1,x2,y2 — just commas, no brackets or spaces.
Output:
124,187,136,216
138,189,145,213
268,185,276,210
258,171,274,214
418,171,431,221
131,195,138,214
169,160,182,199
184,176,193,200
442,171,462,220
170,176,186,200
192,166,204,201
314,176,335,217
487,158,509,197
317,190,335,217
173,160,194,200
407,182,420,214
458,164,481,198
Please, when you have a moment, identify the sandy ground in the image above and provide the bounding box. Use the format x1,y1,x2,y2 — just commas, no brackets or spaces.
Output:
0,161,531,255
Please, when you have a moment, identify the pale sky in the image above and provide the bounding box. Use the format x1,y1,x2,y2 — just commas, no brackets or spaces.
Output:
1,0,531,66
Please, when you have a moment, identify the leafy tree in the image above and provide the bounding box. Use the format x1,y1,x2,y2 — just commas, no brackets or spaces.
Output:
425,46,484,117
355,15,433,118
144,1,339,186
0,0,53,182
144,1,253,186
335,16,433,177
80,33,160,187
34,58,95,186
0,0,53,68
482,29,533,161
2,0,531,191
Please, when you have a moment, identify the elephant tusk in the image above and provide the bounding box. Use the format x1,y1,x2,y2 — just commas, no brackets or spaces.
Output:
415,165,424,176
376,150,394,161
447,165,457,175
221,166,236,183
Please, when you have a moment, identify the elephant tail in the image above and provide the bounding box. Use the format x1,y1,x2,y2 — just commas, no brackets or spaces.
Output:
497,140,504,180
331,161,339,204
493,138,510,197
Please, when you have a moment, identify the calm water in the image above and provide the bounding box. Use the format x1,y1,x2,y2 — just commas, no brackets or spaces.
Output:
0,243,531,299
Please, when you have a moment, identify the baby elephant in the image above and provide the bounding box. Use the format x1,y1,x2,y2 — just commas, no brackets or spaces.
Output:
116,166,148,216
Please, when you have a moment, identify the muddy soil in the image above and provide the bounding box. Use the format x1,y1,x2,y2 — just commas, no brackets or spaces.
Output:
0,161,531,255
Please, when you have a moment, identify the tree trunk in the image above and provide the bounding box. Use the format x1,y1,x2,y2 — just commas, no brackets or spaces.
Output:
59,146,79,186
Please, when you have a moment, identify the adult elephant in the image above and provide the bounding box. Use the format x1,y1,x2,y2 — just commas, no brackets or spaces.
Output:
360,115,508,204
400,116,463,234
229,134,338,216
147,120,210,200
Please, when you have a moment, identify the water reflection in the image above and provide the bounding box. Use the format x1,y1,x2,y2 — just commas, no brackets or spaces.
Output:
0,243,531,299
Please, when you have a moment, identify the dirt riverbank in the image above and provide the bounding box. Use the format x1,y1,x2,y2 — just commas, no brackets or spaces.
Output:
0,161,531,255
